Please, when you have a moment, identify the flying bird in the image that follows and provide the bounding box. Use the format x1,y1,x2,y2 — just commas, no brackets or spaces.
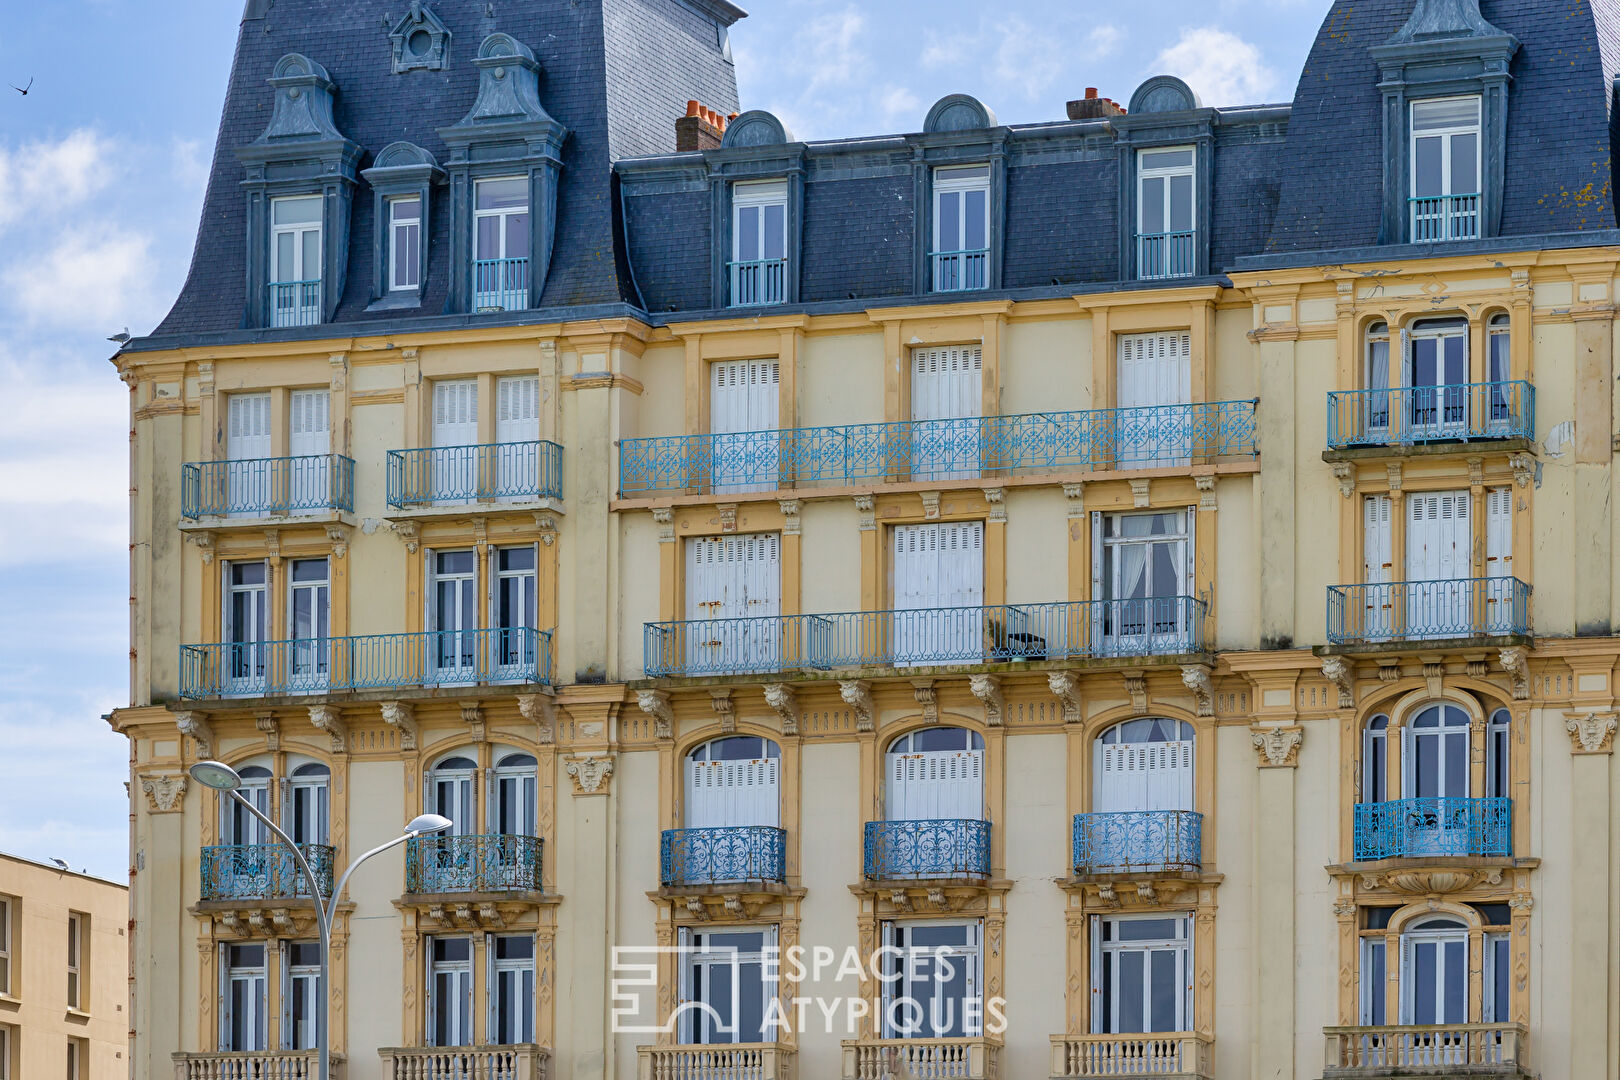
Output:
10,78,33,96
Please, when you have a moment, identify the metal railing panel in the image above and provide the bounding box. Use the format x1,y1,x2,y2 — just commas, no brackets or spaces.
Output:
387,441,563,509
729,259,788,307
1352,797,1512,861
931,249,989,293
1072,811,1203,875
1326,578,1531,645
473,257,530,312
1136,231,1197,281
405,834,543,894
1409,194,1481,243
269,280,322,328
661,826,787,888
1326,381,1534,449
199,844,335,901
182,455,356,519
863,819,991,880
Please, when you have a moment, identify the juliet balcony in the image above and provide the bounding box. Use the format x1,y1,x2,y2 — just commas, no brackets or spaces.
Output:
1353,798,1511,862
931,248,989,292
842,1038,1000,1080
472,256,530,312
380,1046,547,1080
644,597,1208,679
1051,1033,1214,1079
269,279,323,328
182,455,356,520
1072,810,1203,876
1324,1023,1526,1079
178,628,553,700
199,843,335,902
1410,192,1481,244
617,401,1258,498
864,819,990,882
387,441,563,510
729,258,787,307
1137,230,1197,281
661,826,787,889
1325,579,1531,649
1325,382,1533,456
404,834,543,895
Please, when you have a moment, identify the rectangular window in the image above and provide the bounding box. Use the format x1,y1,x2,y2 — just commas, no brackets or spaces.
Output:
283,942,322,1051
494,545,537,680
731,181,788,307
222,942,268,1052
430,550,479,682
882,922,982,1038
681,927,779,1045
1116,331,1193,411
427,936,473,1047
932,166,989,292
270,196,323,327
0,1025,9,1080
66,1037,84,1080
1093,510,1194,654
474,178,530,311
1410,97,1481,242
65,913,83,1012
226,560,270,693
226,392,273,518
684,534,783,673
1092,915,1191,1035
390,197,422,291
1483,932,1511,1023
491,936,536,1045
891,522,985,667
289,558,330,690
289,766,330,848
494,375,542,501
430,378,480,505
287,388,332,515
1137,148,1196,279
1359,935,1387,1025
0,896,11,996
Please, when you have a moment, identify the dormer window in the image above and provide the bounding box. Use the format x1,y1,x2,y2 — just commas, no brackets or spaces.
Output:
389,197,422,292
473,178,530,313
1410,97,1481,243
270,196,323,328
1137,148,1196,280
932,165,989,292
729,180,787,307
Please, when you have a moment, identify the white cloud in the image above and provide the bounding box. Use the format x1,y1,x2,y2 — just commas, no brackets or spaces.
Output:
2,225,157,328
1150,26,1277,107
0,129,114,230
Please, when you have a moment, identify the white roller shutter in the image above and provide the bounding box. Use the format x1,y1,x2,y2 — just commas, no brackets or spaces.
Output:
711,360,780,493
887,744,985,821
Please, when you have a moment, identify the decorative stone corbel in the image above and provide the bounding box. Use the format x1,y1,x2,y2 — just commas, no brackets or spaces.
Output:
685,896,710,921
186,530,218,564
1322,657,1354,709
920,491,942,520
1251,725,1304,768
840,680,875,732
723,895,745,919
637,689,675,740
984,488,1006,523
969,675,1004,726
1194,475,1216,511
1566,711,1619,755
652,508,676,544
1423,661,1445,700
309,706,348,754
926,887,949,912
1180,665,1214,717
1048,671,1082,724
1123,673,1149,715
140,774,188,813
888,889,912,913
1378,660,1402,684
1136,882,1158,905
1063,482,1086,518
516,694,556,744
1129,478,1151,509
1095,883,1120,909
778,500,802,536
175,712,215,759
380,701,418,750
1510,453,1535,489
264,528,282,565
1332,462,1356,500
565,754,616,795
534,514,559,547
1385,461,1403,495
709,689,736,734
717,504,739,534
854,496,877,532
394,521,422,555
1467,456,1485,488
1499,647,1530,700
255,713,280,752
325,523,353,559
461,701,486,742
763,684,800,736
911,680,938,722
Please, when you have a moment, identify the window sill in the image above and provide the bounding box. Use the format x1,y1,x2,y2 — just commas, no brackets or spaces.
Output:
365,293,423,314
0,993,19,1011
65,1007,91,1023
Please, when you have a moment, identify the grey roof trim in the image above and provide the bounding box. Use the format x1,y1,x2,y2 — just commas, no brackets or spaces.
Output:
1235,230,1620,273
678,0,749,26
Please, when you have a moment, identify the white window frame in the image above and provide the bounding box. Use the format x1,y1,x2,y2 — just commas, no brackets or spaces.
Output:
684,736,783,831
881,920,983,1039
1410,97,1482,201
1482,930,1511,1024
473,178,531,312
428,754,479,838
1090,913,1193,1036
0,1024,9,1080
389,196,423,292
270,195,323,286
730,181,789,309
221,942,268,1052
1398,917,1469,1026
428,549,480,683
931,166,990,292
492,750,539,837
489,934,536,1046
224,765,274,848
492,545,538,682
1485,709,1511,801
1359,934,1388,1026
1362,715,1390,805
287,761,331,848
1092,508,1196,654
66,912,84,1012
0,896,11,998
67,1037,83,1080
426,935,475,1047
288,557,330,691
224,560,271,694
281,941,322,1051
1136,147,1196,280
677,926,780,1046
1404,703,1472,799
474,177,529,263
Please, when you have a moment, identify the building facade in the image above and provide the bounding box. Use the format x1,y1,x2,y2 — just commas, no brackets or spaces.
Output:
110,1,1620,1078
0,853,129,1080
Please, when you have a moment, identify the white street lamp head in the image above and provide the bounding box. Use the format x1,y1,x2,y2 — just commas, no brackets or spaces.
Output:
189,760,243,792
406,814,453,836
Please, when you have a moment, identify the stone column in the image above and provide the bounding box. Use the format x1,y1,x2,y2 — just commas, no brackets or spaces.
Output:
1251,292,1300,647
1565,710,1617,1078
1250,723,1304,1079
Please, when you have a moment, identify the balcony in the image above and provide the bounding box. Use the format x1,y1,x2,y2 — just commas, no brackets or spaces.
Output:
644,597,1207,679
864,819,990,882
405,833,542,895
379,1046,547,1080
1137,231,1197,281
200,844,334,902
842,1038,999,1079
1353,798,1511,862
1073,811,1202,876
661,826,786,889
269,280,322,328
638,1044,794,1080
1325,382,1534,454
473,257,530,312
1324,1024,1526,1078
931,249,989,292
729,258,787,307
179,628,553,700
174,1050,341,1080
182,455,356,519
1410,193,1480,244
1325,579,1531,649
618,401,1257,498
387,441,563,510
1051,1033,1213,1079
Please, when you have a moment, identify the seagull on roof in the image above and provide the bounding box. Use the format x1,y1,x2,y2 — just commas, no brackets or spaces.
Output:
10,78,33,96
108,328,131,344
51,857,69,870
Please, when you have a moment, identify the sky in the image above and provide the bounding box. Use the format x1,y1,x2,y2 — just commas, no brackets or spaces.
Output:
0,0,1329,880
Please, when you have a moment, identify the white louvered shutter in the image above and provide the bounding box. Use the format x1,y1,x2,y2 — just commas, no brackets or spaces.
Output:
893,523,984,665
1116,332,1192,409
229,393,273,459
1094,729,1195,813
1406,492,1470,582
911,345,982,481
686,752,780,829
1364,496,1394,638
432,380,479,503
1486,488,1513,632
226,393,273,517
496,375,541,500
888,744,984,821
685,534,782,670
289,390,330,513
711,360,780,492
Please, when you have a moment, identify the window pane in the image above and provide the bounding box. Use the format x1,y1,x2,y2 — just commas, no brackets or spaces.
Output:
1414,137,1443,197
1444,731,1468,798
1414,733,1438,798
963,190,987,250
762,203,786,261
1148,949,1178,1032
1451,132,1479,193
477,178,528,211
938,191,961,251
301,231,320,281
293,558,327,583
499,547,536,573
1140,177,1166,234
908,924,972,949
1488,937,1510,1022
1443,940,1467,1023
1489,330,1510,383
1142,149,1194,170
437,551,475,576
274,197,322,226
737,205,760,262
1413,97,1480,131
1363,941,1386,1025
937,165,989,181
1116,919,1179,942
1413,943,1437,1025
1169,174,1194,232
477,216,501,261
394,198,421,223
505,213,531,260
1118,952,1145,1034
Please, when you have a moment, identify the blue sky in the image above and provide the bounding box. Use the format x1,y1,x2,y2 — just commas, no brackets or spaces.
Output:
0,0,1328,879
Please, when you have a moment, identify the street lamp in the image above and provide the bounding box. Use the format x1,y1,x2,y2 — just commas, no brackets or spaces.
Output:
190,760,451,1080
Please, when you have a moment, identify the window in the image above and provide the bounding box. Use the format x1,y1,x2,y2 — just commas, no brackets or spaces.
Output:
494,375,542,500
222,942,268,1051
932,166,989,292
709,359,782,493
288,762,331,847
1410,98,1481,242
66,1037,85,1080
680,927,778,1045
427,937,474,1047
1487,314,1513,429
1361,322,1392,439
65,913,83,1011
730,181,787,307
1093,719,1195,814
283,942,321,1050
473,178,530,311
1092,915,1191,1035
1137,148,1196,279
1408,318,1469,439
892,523,985,666
882,922,981,1038
490,935,536,1045
223,765,274,847
1486,709,1511,800
0,896,11,996
683,534,783,674
289,558,330,691
686,737,782,830
287,388,332,514
429,550,479,682
493,751,538,836
1093,510,1194,654
270,196,323,327
0,1025,9,1080
1483,931,1511,1024
1399,916,1468,1025
226,393,272,518
1362,715,1390,805
1407,704,1471,799
390,197,422,291
910,345,983,481
1359,933,1387,1025
430,379,479,505
226,561,270,692
494,546,537,680
886,727,985,822
428,755,478,838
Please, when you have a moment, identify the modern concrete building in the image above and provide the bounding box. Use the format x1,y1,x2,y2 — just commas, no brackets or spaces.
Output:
0,852,129,1080
110,0,1620,1078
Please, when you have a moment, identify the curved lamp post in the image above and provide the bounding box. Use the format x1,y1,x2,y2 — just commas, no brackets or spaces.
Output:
190,760,451,1080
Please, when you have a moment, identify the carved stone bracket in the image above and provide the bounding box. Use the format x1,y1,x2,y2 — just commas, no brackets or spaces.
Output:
1423,661,1445,700
1499,647,1530,701
1322,657,1354,709
394,521,422,555
709,689,736,734
534,514,559,547
779,500,803,536
256,713,280,752
763,684,800,736
1063,482,1086,518
1194,475,1216,511
461,702,486,742
1566,711,1619,755
984,488,1007,523
920,491,942,520
637,689,675,740
140,774,188,813
176,711,215,759
1386,461,1403,495
911,680,938,722
1332,462,1356,499
1124,673,1149,715
840,680,875,732
1048,671,1082,724
854,496,876,532
652,508,675,544
565,754,615,795
325,523,353,559
309,705,348,754
1180,665,1213,717
1129,478,1151,509
516,694,556,744
717,504,738,533
1251,725,1304,768
969,675,1004,726
1510,453,1535,489
380,701,418,750
187,530,218,564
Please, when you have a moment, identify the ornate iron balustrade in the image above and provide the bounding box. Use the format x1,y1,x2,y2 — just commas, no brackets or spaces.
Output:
1323,1024,1524,1075
179,627,553,699
1137,231,1197,281
841,1038,999,1080
173,1050,340,1080
1050,1033,1213,1079
1352,797,1511,861
405,834,543,894
1410,193,1480,243
200,844,335,902
269,280,322,328
1326,578,1531,646
387,441,563,508
644,597,1207,678
863,819,990,881
1072,811,1202,875
1326,381,1534,449
931,249,989,292
661,826,786,888
729,259,787,307
637,1044,794,1080
618,401,1257,497
182,455,356,519
473,257,530,312
379,1045,547,1080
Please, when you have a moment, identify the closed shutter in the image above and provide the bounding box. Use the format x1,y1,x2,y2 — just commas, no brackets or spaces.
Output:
1486,487,1513,632
888,745,984,820
893,523,984,665
711,360,781,492
686,754,781,829
289,390,330,512
496,376,540,444
685,534,782,670
911,346,981,421
1117,332,1192,409
1406,492,1470,581
1094,732,1195,812
229,393,272,459
1364,496,1394,637
433,381,479,447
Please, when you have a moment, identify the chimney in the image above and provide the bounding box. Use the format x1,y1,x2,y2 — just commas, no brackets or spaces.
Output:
1067,87,1126,121
676,100,729,152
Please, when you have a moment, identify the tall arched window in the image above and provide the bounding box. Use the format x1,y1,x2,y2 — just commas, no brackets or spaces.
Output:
685,736,781,829
1364,321,1392,438
492,751,537,836
224,764,274,846
1093,718,1194,813
1486,709,1510,800
427,753,478,837
1362,715,1390,804
287,760,330,847
1407,704,1471,799
886,727,984,821
1408,317,1469,439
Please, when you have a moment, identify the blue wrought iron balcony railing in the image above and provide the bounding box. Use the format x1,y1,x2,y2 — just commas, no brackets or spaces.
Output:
406,833,543,894
181,455,356,519
729,259,787,307
179,627,552,699
200,843,335,902
269,280,322,328
1410,193,1480,243
1072,810,1203,875
645,596,1206,679
864,819,990,881
1137,231,1197,281
661,826,787,888
1353,797,1511,861
473,257,530,312
931,249,989,292
1326,382,1534,450
618,401,1258,497
386,441,563,509
1326,578,1531,647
